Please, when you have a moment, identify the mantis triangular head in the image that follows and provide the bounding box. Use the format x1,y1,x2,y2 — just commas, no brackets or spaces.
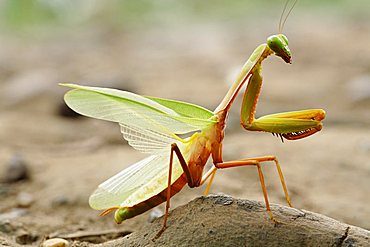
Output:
267,34,291,64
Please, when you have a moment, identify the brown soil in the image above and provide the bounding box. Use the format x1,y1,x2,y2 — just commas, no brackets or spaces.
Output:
1,6,369,246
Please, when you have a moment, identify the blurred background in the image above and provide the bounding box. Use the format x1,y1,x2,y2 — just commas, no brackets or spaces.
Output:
0,0,369,245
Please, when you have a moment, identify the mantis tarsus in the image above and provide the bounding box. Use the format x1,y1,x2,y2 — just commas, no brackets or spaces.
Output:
61,6,325,237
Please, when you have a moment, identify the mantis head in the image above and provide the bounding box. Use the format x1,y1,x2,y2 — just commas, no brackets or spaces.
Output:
267,34,292,64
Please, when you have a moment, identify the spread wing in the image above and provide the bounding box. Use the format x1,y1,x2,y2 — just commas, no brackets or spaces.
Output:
61,84,216,137
88,153,187,209
61,83,216,209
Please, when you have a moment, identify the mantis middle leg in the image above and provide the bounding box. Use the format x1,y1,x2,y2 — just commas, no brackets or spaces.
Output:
201,155,292,220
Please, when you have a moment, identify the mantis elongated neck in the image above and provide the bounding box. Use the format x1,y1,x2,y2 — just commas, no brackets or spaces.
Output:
215,44,273,114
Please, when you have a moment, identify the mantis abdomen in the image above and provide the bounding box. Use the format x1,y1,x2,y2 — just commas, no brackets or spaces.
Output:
114,173,188,223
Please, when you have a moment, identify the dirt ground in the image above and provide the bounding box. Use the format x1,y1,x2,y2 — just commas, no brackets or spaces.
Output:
0,2,369,246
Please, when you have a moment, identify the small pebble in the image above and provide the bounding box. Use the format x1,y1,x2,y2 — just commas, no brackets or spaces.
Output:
15,230,38,245
52,195,70,207
4,154,30,183
0,220,13,234
17,192,34,208
42,238,70,247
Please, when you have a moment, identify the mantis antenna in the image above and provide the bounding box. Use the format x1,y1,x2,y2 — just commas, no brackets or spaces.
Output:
279,0,298,33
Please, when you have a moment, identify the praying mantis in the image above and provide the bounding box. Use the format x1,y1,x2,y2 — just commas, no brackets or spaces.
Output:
61,1,325,237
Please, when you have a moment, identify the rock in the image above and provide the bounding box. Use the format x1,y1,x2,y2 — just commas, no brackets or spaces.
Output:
0,220,13,234
3,153,30,183
42,238,70,247
16,192,34,208
52,195,71,207
15,230,38,245
107,195,370,247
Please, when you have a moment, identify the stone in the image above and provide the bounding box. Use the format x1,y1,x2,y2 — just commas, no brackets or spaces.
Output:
15,230,38,245
16,192,34,208
42,238,70,247
3,154,30,183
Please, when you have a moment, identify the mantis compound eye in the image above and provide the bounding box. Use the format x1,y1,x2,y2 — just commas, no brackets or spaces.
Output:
267,34,292,64
280,34,289,45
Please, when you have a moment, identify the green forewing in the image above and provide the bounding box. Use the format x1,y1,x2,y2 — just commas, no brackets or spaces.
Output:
145,96,214,119
61,84,216,136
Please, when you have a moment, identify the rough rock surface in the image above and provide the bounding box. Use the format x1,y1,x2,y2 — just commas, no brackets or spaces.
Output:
87,195,370,247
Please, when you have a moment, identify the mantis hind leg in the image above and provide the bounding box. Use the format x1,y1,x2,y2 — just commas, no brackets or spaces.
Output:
155,143,194,239
210,155,292,221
